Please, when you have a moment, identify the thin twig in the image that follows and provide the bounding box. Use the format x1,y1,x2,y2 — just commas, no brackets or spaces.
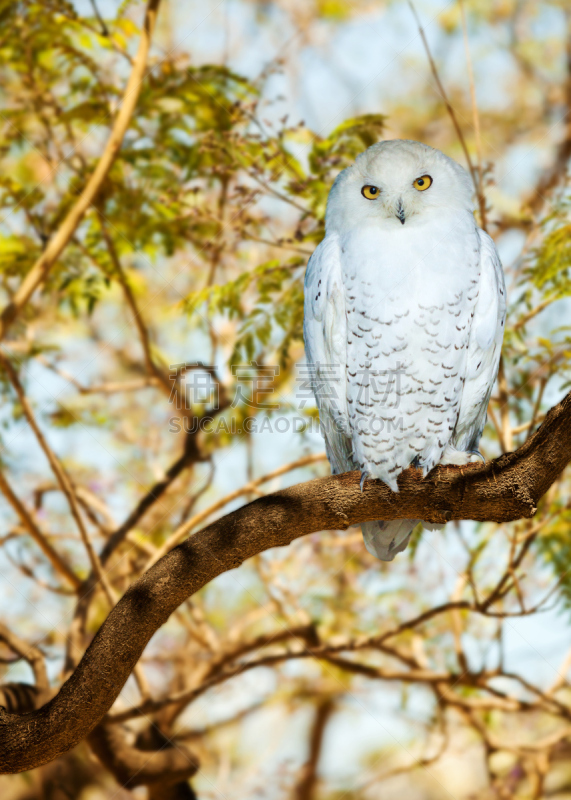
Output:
497,356,514,452
144,453,327,570
459,0,487,230
407,1,484,221
0,470,80,590
0,623,48,691
98,213,168,391
0,351,114,603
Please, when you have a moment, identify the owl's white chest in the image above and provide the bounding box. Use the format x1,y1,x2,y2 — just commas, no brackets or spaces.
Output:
340,212,481,486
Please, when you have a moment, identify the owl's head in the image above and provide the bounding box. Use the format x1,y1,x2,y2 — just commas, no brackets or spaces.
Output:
325,139,474,232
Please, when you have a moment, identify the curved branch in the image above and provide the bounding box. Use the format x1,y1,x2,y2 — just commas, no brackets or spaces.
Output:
87,724,199,789
1,389,571,774
0,683,199,792
0,0,162,341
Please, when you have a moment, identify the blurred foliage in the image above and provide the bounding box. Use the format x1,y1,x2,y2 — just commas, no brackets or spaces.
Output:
0,0,571,798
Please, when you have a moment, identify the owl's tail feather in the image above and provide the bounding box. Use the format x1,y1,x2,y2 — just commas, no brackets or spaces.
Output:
361,519,419,561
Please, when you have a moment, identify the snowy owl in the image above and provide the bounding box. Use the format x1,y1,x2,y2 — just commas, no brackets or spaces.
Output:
303,139,506,561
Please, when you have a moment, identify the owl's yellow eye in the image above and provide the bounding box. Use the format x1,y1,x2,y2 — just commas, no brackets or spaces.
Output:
361,185,380,200
413,175,432,191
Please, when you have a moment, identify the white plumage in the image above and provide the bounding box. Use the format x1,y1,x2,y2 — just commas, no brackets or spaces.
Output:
303,140,506,560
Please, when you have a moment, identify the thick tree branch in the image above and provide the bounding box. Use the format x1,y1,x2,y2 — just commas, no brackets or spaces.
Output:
0,684,199,794
0,0,162,341
0,389,571,773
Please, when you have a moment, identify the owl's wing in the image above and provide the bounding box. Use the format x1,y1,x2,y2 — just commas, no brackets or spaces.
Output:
454,229,507,450
303,234,353,473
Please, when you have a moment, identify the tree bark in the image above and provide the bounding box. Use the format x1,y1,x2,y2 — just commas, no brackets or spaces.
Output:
1,389,570,774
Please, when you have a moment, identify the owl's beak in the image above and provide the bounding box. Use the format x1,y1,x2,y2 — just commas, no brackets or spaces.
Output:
395,198,406,225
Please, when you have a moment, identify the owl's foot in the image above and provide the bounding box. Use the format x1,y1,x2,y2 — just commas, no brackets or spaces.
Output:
360,471,370,493
440,444,486,467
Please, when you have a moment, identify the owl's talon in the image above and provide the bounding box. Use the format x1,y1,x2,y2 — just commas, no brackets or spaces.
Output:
468,449,486,463
360,472,369,493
